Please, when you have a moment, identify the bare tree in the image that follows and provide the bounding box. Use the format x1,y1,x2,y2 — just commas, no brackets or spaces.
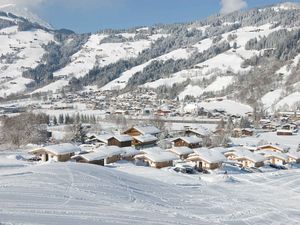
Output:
1,113,49,147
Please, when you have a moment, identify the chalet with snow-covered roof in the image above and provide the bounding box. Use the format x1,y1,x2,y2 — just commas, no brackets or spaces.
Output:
86,134,113,145
132,134,158,149
72,151,106,166
168,147,194,159
134,147,179,168
258,151,288,165
185,128,211,138
123,125,161,137
107,135,133,147
225,147,264,168
96,146,124,164
256,144,286,153
187,148,226,170
286,151,300,164
172,136,202,149
29,143,80,162
120,147,140,161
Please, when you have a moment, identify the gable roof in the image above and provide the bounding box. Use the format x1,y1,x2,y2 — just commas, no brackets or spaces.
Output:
133,134,158,143
258,150,288,161
139,148,178,163
121,147,140,157
169,147,194,156
133,125,161,135
109,135,133,142
286,151,300,160
191,148,226,164
30,143,80,155
96,146,124,157
228,147,265,163
72,151,107,161
173,136,202,144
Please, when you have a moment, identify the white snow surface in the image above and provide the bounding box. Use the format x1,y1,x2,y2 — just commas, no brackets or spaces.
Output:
184,100,252,116
0,156,300,224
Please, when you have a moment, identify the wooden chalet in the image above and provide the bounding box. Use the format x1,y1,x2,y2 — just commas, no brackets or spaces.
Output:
132,134,158,149
29,143,80,162
172,136,202,149
187,148,226,170
287,151,300,164
276,129,293,136
107,135,133,147
134,147,179,169
168,147,194,159
123,125,161,137
225,147,265,168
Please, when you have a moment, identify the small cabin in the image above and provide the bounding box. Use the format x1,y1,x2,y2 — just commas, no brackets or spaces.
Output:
185,128,210,138
107,135,133,147
256,144,285,153
276,130,293,136
29,143,80,162
259,151,288,165
120,147,140,161
241,128,254,136
134,148,178,169
168,147,194,159
187,148,226,170
72,151,106,166
123,125,161,137
132,134,158,149
96,146,124,164
225,147,264,168
172,136,202,149
287,151,300,164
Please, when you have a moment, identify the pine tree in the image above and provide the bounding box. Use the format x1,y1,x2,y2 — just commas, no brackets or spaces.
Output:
53,116,58,126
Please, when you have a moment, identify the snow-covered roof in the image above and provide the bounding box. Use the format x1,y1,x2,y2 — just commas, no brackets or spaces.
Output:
210,147,229,154
133,134,158,143
139,149,179,163
169,147,194,156
121,147,140,157
96,146,124,157
93,134,114,143
141,147,164,154
187,128,211,136
30,143,80,155
110,135,133,142
228,147,265,162
258,150,288,161
286,151,300,159
133,125,161,135
173,136,202,144
256,144,285,152
192,148,226,163
72,151,107,161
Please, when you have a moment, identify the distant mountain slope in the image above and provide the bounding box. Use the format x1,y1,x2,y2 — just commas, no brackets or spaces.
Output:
0,4,52,29
1,2,300,112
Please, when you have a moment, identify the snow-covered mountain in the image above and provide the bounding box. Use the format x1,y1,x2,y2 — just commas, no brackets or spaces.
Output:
1,2,300,112
0,3,52,29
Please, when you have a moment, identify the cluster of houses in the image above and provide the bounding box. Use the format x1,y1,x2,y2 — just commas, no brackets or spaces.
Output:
29,124,300,172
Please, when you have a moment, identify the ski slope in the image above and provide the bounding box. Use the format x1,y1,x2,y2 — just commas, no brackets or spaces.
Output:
0,156,300,225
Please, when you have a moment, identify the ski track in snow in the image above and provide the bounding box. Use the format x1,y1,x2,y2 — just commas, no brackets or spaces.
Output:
0,161,299,224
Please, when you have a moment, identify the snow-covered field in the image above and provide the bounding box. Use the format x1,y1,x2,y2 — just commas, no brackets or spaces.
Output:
0,151,300,225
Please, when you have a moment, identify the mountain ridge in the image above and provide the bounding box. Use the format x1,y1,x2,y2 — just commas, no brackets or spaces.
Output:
0,2,300,113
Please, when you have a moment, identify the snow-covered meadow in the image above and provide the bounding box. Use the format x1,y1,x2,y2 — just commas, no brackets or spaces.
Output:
0,150,300,225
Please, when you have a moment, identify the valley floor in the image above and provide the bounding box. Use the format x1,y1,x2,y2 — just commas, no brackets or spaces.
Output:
0,152,300,225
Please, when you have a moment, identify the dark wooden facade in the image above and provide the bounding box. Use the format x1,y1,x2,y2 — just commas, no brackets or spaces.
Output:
107,137,132,147
173,138,200,149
